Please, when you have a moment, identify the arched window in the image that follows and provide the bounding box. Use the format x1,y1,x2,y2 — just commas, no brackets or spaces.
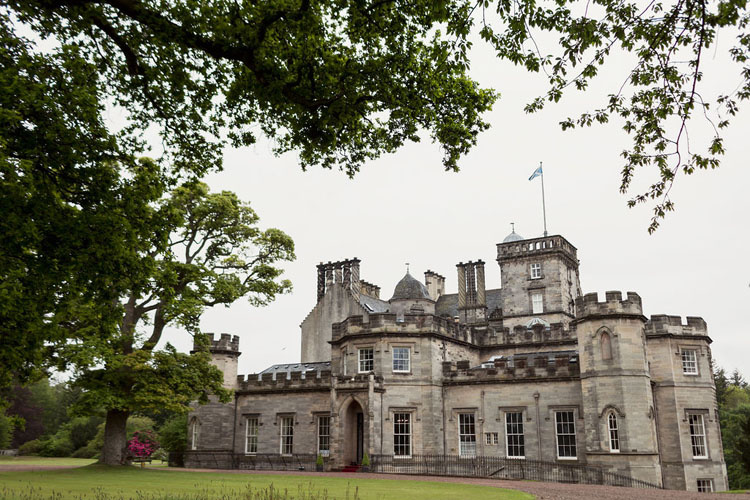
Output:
600,331,612,360
607,412,620,452
189,418,199,451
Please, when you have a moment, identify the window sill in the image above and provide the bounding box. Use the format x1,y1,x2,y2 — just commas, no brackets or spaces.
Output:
506,456,526,460
557,457,578,461
393,455,412,459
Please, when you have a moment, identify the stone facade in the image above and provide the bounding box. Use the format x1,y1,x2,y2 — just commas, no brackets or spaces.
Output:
187,233,727,492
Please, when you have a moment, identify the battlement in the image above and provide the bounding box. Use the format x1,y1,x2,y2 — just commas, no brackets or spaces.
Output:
442,353,580,382
496,235,578,263
331,313,470,342
645,315,708,336
575,291,643,318
238,368,332,392
193,332,240,355
492,322,575,345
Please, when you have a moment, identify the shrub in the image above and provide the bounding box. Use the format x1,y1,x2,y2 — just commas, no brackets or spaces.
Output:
158,414,187,453
127,430,159,459
18,439,42,456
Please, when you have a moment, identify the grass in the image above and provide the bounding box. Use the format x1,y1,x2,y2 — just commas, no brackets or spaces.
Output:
0,464,533,500
0,457,97,466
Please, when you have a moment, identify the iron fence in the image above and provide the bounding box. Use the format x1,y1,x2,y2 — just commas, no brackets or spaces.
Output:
183,451,317,471
370,454,661,489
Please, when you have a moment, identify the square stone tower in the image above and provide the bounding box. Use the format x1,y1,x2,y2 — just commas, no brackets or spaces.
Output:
496,234,582,329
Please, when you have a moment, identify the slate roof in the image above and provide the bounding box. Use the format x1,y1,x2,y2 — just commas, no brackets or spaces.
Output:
359,293,390,313
259,361,331,375
390,272,432,301
435,288,503,317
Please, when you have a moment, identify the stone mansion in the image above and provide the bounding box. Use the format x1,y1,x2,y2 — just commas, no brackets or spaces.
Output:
185,231,727,492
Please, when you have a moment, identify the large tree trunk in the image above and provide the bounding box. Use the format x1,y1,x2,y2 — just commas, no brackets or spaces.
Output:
100,409,130,465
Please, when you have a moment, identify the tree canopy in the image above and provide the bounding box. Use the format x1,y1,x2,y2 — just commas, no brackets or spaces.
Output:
47,181,294,464
3,0,749,426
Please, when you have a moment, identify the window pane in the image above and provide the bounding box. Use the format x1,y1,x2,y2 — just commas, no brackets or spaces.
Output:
689,414,707,458
555,411,577,458
682,349,698,374
358,348,374,373
245,417,258,454
280,417,294,455
505,412,525,458
607,413,619,452
532,293,543,314
318,416,330,456
393,347,410,372
458,413,476,457
393,413,411,457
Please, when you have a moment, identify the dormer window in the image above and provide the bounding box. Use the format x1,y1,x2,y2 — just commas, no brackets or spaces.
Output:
530,263,542,279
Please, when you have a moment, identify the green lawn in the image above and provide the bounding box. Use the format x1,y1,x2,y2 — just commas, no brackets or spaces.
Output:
0,456,97,466
0,464,533,500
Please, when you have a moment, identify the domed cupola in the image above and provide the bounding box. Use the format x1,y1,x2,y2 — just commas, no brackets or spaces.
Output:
503,228,524,243
390,272,432,301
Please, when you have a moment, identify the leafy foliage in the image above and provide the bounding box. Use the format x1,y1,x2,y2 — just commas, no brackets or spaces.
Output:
127,430,159,459
715,367,750,489
157,414,187,453
474,0,750,231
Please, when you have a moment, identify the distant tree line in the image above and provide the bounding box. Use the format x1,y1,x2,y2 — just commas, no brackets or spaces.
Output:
715,368,750,490
0,378,187,460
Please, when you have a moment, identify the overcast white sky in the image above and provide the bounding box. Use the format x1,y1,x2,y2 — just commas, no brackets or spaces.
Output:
156,30,750,379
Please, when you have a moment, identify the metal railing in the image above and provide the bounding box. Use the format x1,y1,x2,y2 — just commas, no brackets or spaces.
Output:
184,451,317,471
370,454,661,489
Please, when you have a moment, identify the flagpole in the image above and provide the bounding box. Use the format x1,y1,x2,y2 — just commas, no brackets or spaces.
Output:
540,161,548,237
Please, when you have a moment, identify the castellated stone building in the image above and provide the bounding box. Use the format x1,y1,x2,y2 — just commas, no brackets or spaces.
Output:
186,232,727,492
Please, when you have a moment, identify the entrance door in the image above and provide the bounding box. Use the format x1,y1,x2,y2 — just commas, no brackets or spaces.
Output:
356,412,364,464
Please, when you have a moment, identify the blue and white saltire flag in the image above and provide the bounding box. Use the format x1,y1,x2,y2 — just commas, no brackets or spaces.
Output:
528,165,543,181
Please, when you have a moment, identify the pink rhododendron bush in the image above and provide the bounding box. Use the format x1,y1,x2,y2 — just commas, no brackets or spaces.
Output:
127,430,160,460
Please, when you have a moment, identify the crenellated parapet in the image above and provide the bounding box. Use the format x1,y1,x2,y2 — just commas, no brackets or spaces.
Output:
192,332,241,356
496,234,578,266
645,315,708,337
237,369,332,393
331,313,469,342
574,291,644,320
442,352,580,384
492,322,575,345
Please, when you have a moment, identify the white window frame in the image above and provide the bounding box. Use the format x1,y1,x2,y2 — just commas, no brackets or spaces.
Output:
341,348,348,376
189,419,199,450
317,415,330,457
688,413,708,459
392,347,411,373
280,416,294,455
697,479,714,492
245,416,259,454
681,348,698,375
505,411,525,459
555,410,577,459
393,412,412,458
458,413,477,457
358,347,374,373
485,432,499,445
531,293,544,314
607,412,620,453
530,263,542,279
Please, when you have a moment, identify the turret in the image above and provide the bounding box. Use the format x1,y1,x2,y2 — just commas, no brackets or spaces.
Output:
573,291,661,486
193,333,241,390
496,234,581,329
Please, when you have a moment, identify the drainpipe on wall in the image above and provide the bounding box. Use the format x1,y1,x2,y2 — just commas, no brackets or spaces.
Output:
441,384,447,454
232,391,239,464
534,392,542,460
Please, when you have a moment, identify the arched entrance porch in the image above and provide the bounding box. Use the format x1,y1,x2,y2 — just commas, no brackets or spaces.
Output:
341,397,365,465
